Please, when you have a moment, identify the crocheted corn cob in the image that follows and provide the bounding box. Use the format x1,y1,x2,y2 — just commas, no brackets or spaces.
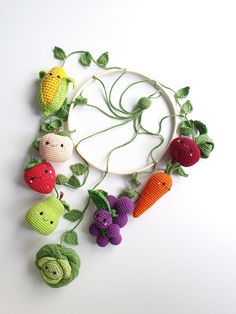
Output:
25,196,64,235
39,67,75,116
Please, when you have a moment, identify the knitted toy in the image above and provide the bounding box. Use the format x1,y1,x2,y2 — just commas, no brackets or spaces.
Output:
25,196,64,235
39,67,75,117
24,160,56,194
22,46,214,287
168,137,200,167
35,244,80,287
39,133,73,162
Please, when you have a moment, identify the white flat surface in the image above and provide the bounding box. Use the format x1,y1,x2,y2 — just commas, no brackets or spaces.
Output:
0,1,235,314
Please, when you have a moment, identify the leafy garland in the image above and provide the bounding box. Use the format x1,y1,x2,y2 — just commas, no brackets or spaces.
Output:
24,46,214,286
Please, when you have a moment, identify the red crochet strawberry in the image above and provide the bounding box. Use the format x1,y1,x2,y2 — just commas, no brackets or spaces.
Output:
24,159,56,194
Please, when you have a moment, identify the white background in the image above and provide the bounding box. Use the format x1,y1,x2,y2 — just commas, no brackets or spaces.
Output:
0,0,235,313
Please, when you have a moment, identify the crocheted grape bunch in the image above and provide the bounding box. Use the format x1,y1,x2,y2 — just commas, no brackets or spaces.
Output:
89,195,134,247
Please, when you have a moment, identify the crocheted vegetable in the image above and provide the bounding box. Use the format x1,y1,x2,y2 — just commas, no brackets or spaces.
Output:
115,196,134,215
94,210,113,229
39,67,75,117
107,195,117,208
110,234,122,245
24,160,56,194
133,173,172,218
113,214,128,228
35,244,80,288
169,137,200,167
39,133,73,162
25,196,64,235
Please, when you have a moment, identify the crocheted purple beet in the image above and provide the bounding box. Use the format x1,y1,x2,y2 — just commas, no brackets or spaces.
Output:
94,210,113,229
107,195,117,208
96,234,109,247
113,214,128,228
89,223,100,237
110,234,122,245
115,196,134,215
106,224,120,238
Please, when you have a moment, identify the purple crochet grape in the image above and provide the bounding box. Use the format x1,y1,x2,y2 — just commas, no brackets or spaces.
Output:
94,210,113,229
110,234,122,245
107,195,117,208
89,223,100,237
115,196,134,215
96,234,109,247
106,224,120,238
113,214,128,228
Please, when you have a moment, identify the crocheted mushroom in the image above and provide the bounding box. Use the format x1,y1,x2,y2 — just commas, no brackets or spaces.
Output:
25,196,64,235
169,137,200,167
39,67,75,117
39,133,73,162
35,244,80,288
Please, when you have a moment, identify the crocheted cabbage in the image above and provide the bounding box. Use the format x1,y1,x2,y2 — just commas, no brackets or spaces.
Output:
35,244,80,288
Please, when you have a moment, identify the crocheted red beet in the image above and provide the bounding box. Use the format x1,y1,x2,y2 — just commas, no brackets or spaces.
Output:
169,137,200,167
24,162,56,194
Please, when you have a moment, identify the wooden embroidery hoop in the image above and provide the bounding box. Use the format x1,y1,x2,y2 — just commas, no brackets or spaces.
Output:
68,69,177,175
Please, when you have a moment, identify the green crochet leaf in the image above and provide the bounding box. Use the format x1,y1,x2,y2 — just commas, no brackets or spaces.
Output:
88,190,111,211
179,120,193,136
121,187,136,199
165,161,188,177
60,200,70,211
64,210,83,222
70,163,88,176
64,231,79,245
32,138,40,151
95,189,108,197
131,172,141,187
39,71,46,79
74,94,88,106
175,87,190,99
57,130,76,137
195,134,214,158
193,120,208,135
181,100,193,114
24,159,45,171
79,52,92,66
56,174,69,185
96,52,109,68
53,46,66,60
56,99,69,121
67,175,80,188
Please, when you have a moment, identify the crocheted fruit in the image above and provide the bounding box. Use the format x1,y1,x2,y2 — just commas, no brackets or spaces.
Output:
94,210,113,229
110,234,122,245
106,195,117,208
169,137,200,167
115,196,134,215
35,244,80,288
24,160,56,194
25,196,64,235
133,172,172,218
39,67,75,117
96,234,109,247
89,223,100,236
113,214,128,228
106,224,120,238
39,133,73,162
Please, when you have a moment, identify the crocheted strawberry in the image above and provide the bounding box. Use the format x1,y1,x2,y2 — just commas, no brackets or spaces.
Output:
169,137,200,167
24,160,56,194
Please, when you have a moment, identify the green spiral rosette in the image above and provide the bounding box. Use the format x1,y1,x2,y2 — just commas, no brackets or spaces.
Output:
35,244,80,288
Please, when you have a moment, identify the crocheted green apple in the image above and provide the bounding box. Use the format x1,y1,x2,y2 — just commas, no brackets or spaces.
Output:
35,244,80,288
25,196,64,235
39,133,73,162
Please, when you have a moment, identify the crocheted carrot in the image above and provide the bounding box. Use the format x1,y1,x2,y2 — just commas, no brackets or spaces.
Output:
133,161,187,218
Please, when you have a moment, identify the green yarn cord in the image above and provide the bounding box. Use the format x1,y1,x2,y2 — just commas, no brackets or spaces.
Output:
35,244,80,288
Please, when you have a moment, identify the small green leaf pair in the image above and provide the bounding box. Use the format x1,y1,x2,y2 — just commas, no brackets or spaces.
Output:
79,51,109,68
40,117,63,133
56,163,89,189
175,87,193,114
